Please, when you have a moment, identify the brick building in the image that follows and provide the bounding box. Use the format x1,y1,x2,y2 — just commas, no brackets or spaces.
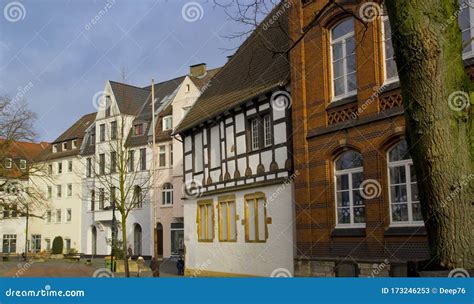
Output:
288,0,474,276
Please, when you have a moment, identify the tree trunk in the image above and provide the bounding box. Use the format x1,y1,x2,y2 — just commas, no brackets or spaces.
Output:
121,216,129,277
385,0,473,269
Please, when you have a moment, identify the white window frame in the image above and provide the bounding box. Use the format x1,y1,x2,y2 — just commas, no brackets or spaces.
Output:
68,160,73,172
67,184,72,197
263,115,272,147
19,159,27,170
62,142,67,151
162,183,173,206
162,115,173,131
5,158,12,169
250,118,260,151
52,144,57,153
158,145,166,168
334,166,366,228
66,208,72,222
459,0,474,59
330,18,357,101
387,148,423,227
55,209,61,223
381,15,399,84
57,185,62,198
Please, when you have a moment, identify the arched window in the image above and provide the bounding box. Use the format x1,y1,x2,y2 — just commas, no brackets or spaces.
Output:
388,140,422,225
133,186,143,208
133,224,142,256
334,150,365,226
331,18,357,100
162,183,173,206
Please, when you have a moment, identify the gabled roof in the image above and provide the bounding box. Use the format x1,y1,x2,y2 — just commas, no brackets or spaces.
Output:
109,81,151,116
0,139,49,179
188,68,221,91
174,4,290,134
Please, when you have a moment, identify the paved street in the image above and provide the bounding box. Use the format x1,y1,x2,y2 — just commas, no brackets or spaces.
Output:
0,257,181,278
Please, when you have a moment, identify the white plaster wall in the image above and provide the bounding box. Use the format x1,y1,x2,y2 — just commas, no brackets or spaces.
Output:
184,183,294,277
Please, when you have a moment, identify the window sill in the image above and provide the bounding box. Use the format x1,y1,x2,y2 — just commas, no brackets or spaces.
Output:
327,94,358,110
331,228,366,237
384,226,426,236
160,205,173,208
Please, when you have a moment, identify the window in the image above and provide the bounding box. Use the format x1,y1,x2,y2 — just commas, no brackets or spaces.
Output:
100,124,105,142
99,153,105,175
91,129,96,145
249,114,272,151
218,196,237,242
163,116,172,131
159,146,166,167
140,148,146,171
66,209,72,222
86,158,92,177
65,238,71,252
382,15,398,82
334,150,365,227
193,132,203,172
2,234,16,253
110,152,117,173
186,84,190,92
388,140,422,225
63,142,67,151
182,106,191,116
90,190,95,211
2,208,9,218
162,183,173,205
19,160,27,170
197,200,214,242
46,211,51,223
47,186,52,199
134,124,143,136
110,121,117,140
52,144,58,153
133,186,143,208
209,126,221,169
170,223,184,256
128,150,135,172
331,18,357,99
67,184,72,197
48,164,53,175
45,238,51,251
31,235,41,253
57,185,62,198
110,186,116,207
244,192,268,242
4,158,12,169
459,0,474,57
99,188,105,210
68,160,73,172
72,140,77,149
56,209,61,223
105,96,111,117
57,162,62,174
169,144,173,166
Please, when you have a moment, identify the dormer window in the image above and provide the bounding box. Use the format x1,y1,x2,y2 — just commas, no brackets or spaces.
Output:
134,124,143,136
62,142,67,151
105,95,111,117
162,116,172,131
52,144,58,153
5,158,12,169
72,140,77,149
19,160,27,170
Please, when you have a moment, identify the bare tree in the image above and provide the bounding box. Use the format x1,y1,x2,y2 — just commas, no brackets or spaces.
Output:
89,116,152,277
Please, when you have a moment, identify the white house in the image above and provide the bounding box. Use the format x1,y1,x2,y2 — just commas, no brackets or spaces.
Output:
174,10,295,277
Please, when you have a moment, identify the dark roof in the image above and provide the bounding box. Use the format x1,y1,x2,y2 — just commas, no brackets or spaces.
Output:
38,113,96,161
188,68,220,91
0,140,49,179
174,4,290,134
110,81,151,116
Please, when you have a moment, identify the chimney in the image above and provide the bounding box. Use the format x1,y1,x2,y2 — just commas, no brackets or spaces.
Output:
189,63,207,78
227,55,233,61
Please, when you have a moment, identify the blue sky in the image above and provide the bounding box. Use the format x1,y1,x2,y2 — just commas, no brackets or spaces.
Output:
0,0,254,142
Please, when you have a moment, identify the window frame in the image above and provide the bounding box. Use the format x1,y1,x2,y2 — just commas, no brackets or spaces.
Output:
333,151,366,228
158,145,166,168
197,200,214,242
4,158,12,169
162,115,173,131
67,184,72,197
244,192,268,243
329,18,358,101
387,142,423,227
110,121,117,140
55,209,61,223
68,160,73,172
139,148,146,171
99,124,105,142
162,183,173,206
459,0,474,59
218,195,237,242
66,208,72,222
248,113,272,152
19,159,27,170
381,14,399,84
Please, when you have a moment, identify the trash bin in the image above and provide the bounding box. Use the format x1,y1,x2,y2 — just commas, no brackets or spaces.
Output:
104,256,116,272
